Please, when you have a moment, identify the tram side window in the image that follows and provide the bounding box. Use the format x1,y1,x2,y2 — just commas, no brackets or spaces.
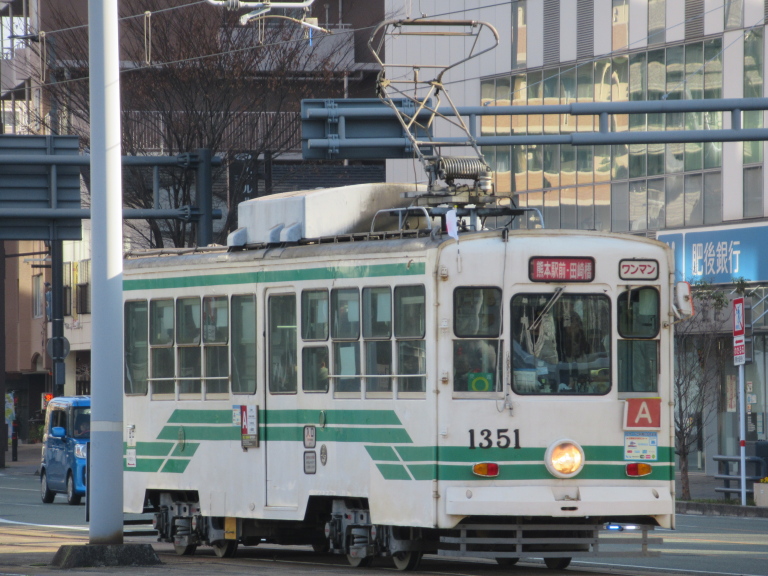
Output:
395,285,426,393
203,296,228,394
150,299,174,395
231,295,257,394
177,298,202,395
124,300,148,395
332,288,361,393
302,290,329,341
510,293,611,395
303,346,329,392
269,294,297,393
302,290,329,392
617,287,660,392
453,287,503,393
363,287,392,394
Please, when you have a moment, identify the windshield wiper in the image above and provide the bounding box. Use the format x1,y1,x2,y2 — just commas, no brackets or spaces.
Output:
529,286,565,333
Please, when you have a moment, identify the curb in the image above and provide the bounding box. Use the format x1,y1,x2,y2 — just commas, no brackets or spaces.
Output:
676,501,768,518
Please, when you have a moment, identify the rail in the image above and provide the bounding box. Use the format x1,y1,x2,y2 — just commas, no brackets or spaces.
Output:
713,454,768,499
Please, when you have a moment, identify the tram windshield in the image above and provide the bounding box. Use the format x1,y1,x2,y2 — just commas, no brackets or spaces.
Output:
511,293,611,395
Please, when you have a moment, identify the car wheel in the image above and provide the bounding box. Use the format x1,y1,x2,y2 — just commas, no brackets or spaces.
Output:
41,471,55,503
66,473,81,505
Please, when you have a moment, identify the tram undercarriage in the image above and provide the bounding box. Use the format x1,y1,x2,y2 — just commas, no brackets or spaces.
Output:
149,492,660,570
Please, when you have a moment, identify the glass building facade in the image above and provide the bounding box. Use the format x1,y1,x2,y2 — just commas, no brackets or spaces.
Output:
482,28,765,232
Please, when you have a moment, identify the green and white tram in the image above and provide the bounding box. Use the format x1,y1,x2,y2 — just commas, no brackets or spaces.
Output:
123,183,690,569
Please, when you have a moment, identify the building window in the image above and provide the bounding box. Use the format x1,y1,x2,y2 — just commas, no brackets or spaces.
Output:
744,166,763,218
76,259,91,314
63,262,72,316
743,28,763,164
33,275,44,318
724,0,743,30
511,1,527,70
612,0,629,52
648,0,666,45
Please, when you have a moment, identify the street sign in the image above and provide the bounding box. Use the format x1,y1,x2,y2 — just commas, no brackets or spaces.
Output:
734,335,746,366
733,297,745,366
733,297,745,336
45,336,70,361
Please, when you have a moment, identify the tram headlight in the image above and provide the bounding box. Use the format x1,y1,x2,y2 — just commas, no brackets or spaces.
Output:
544,439,584,478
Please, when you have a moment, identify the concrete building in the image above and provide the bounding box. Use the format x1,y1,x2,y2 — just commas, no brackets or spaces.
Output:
384,0,768,475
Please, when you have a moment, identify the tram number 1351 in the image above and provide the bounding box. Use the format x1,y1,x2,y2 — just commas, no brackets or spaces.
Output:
468,428,521,449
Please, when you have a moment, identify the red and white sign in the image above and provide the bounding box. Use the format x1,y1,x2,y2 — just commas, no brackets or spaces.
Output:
619,259,658,280
734,335,746,366
239,405,259,448
733,297,746,366
529,257,594,282
733,297,745,337
624,397,662,430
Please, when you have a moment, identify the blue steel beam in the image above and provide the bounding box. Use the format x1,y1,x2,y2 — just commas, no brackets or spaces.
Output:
306,128,768,151
302,97,768,118
0,208,222,220
302,97,768,160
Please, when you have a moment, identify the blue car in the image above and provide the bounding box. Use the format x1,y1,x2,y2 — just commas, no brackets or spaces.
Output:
40,396,90,505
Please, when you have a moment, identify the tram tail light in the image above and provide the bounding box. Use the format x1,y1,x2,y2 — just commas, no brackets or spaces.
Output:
626,463,652,477
472,462,499,477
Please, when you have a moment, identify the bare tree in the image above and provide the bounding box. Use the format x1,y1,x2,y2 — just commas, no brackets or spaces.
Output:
36,0,357,247
674,281,730,501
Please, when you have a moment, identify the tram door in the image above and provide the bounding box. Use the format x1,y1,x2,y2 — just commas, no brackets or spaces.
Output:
264,289,299,507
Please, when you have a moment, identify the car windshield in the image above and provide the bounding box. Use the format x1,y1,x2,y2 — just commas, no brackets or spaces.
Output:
73,407,91,439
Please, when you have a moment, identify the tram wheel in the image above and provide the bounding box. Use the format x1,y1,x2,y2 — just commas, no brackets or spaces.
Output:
346,554,372,567
173,544,197,556
544,557,571,570
495,557,519,566
211,540,238,558
392,551,422,571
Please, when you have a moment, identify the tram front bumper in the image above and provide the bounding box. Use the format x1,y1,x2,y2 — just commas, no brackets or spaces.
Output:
445,485,673,519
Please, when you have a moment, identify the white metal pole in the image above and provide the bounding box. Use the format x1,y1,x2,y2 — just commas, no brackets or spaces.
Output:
88,0,124,544
739,363,747,506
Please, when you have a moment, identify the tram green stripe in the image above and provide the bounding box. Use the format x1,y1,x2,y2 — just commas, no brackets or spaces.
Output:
158,426,241,441
161,459,191,474
170,443,199,457
376,464,412,481
124,459,164,473
434,446,673,464
435,463,673,482
365,446,400,461
407,464,437,481
396,446,437,461
124,262,426,291
266,409,403,426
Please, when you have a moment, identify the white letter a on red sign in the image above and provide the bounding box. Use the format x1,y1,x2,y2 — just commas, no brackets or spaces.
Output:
634,401,653,424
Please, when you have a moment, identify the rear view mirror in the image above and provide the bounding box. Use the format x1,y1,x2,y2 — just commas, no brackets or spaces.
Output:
51,426,66,439
675,281,694,318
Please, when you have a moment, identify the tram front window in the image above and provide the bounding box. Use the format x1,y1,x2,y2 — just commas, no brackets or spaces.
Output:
511,293,611,395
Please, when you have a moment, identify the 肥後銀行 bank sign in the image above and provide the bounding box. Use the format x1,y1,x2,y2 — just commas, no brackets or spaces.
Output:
657,222,768,284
